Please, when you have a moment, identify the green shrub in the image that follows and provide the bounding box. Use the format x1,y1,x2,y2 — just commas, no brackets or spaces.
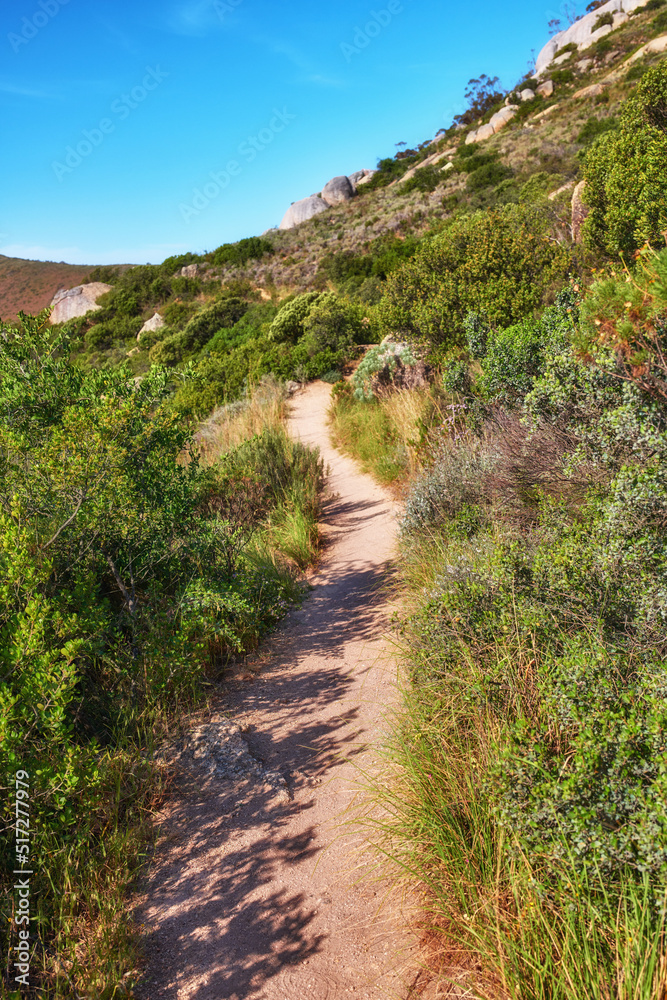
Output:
551,68,575,85
583,63,667,259
353,340,418,401
209,236,274,267
577,115,618,146
268,292,322,343
519,171,565,202
466,161,513,192
652,8,667,30
401,165,449,195
300,294,363,358
592,10,614,30
378,204,575,350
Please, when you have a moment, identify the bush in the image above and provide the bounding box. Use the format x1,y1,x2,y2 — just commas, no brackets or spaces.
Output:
466,161,513,192
401,165,449,195
592,10,614,30
300,294,363,358
378,204,575,350
209,236,273,267
577,115,618,146
583,63,667,259
353,340,418,401
268,292,322,343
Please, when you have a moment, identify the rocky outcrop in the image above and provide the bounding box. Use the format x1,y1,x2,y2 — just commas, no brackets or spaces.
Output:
321,175,355,206
572,180,589,243
536,79,554,98
279,195,330,230
536,0,648,75
179,263,200,278
520,88,536,102
49,282,112,324
466,105,519,144
573,82,607,99
138,313,166,341
278,170,374,229
354,172,377,187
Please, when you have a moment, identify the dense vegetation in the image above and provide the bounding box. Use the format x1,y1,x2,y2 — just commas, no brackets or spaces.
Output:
328,61,667,999
5,8,667,992
0,314,322,995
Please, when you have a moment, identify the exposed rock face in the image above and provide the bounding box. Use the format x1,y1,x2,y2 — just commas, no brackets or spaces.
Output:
536,79,554,98
179,263,200,278
572,180,589,244
49,282,112,324
520,88,536,102
279,195,330,230
536,0,648,74
138,313,166,341
466,105,519,144
348,169,373,188
321,175,355,206
574,82,606,99
355,171,376,186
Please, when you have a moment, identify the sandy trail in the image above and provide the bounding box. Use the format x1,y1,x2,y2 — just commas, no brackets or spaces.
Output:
135,381,416,1000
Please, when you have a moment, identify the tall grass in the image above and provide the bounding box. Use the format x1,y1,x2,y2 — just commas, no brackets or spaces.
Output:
329,386,444,486
196,374,287,465
371,525,667,999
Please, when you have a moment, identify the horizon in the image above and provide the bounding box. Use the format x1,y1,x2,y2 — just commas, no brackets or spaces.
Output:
1,0,583,266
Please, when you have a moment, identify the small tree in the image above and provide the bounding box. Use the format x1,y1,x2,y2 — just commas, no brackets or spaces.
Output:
583,63,667,261
453,74,505,127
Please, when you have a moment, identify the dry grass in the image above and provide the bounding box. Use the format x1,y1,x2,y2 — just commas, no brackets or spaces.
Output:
195,375,287,465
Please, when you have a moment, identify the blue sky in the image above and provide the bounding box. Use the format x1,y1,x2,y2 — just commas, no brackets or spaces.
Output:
1,0,580,265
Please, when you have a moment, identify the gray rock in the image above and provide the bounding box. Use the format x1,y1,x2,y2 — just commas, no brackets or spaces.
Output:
572,180,589,244
321,175,355,206
536,0,647,75
520,88,536,102
371,356,432,397
348,169,370,186
279,195,330,230
355,171,377,186
573,82,606,99
576,58,594,72
179,263,199,278
138,312,166,341
285,380,301,395
49,282,112,324
536,79,555,98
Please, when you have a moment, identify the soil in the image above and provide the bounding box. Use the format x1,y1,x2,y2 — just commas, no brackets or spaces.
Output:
134,381,420,1000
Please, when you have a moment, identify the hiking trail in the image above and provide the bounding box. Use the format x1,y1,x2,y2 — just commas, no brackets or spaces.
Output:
135,380,419,1000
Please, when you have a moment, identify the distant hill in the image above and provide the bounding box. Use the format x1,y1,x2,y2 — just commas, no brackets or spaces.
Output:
0,255,134,321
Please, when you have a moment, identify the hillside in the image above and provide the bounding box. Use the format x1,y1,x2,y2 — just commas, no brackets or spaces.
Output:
6,1,667,996
9,0,664,415
0,255,98,320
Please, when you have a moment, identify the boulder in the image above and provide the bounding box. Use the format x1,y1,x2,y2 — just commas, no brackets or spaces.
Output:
576,58,594,72
49,282,112,324
138,312,166,341
535,0,648,74
321,175,355,205
490,105,519,131
520,88,536,102
531,103,560,121
285,380,301,395
355,171,377,187
279,195,330,230
573,82,606,99
552,51,572,67
572,180,589,244
179,263,200,278
348,169,372,187
536,79,555,98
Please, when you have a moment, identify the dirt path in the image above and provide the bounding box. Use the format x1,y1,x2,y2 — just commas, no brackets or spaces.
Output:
135,381,417,1000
